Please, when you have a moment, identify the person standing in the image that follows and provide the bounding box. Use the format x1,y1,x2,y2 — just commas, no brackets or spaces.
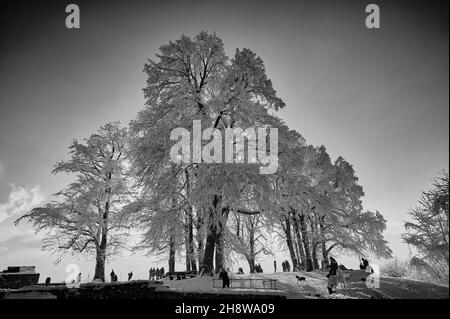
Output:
219,268,230,288
274,260,277,273
363,258,369,270
359,259,365,270
327,257,338,294
128,271,133,281
110,270,116,283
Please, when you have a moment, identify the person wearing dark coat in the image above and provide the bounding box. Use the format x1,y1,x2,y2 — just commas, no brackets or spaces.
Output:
359,260,365,270
327,257,339,294
219,268,230,288
110,270,116,282
128,271,133,281
363,258,369,270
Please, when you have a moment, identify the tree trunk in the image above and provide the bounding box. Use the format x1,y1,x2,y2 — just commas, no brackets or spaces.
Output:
322,242,329,268
185,210,196,272
202,195,223,273
94,246,106,282
185,231,191,271
284,216,299,271
214,208,229,273
310,216,320,270
296,213,313,271
312,243,320,270
215,228,224,273
291,213,306,269
201,196,221,274
319,216,329,268
294,239,302,271
185,170,197,272
201,224,216,274
247,255,255,273
94,194,109,282
248,226,256,273
196,212,204,268
169,234,176,272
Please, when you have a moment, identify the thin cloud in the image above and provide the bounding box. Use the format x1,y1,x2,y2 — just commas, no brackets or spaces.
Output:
0,231,42,257
0,185,45,224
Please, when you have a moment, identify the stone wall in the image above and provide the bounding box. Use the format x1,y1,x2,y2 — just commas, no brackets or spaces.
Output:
0,273,40,289
0,280,286,299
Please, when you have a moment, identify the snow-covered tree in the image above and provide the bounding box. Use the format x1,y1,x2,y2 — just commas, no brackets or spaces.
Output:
128,31,286,273
16,122,132,282
402,170,449,283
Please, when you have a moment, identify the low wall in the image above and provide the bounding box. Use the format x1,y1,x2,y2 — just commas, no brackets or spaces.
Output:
0,273,40,289
0,280,286,299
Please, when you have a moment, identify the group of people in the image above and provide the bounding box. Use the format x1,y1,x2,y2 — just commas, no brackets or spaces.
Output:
254,263,263,273
110,270,118,282
281,260,291,272
109,270,134,282
326,256,373,294
359,258,373,273
149,267,165,280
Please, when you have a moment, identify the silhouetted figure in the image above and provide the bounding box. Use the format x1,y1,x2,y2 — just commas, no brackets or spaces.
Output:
274,260,277,273
77,273,82,284
128,271,133,281
161,267,165,278
156,268,160,279
45,277,51,286
219,268,230,288
359,260,365,270
110,270,116,282
327,257,338,294
363,258,369,270
286,260,290,272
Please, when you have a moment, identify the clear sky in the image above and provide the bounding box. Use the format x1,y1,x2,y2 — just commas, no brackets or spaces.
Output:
0,0,448,281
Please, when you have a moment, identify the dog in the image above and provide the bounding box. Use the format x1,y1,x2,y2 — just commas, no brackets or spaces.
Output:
296,275,306,283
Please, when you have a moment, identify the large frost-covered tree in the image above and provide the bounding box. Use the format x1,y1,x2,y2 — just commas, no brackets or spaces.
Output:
16,122,132,282
127,31,392,274
128,31,286,273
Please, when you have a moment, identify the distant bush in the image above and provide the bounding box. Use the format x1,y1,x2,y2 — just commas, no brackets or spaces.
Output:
381,257,409,278
381,256,449,286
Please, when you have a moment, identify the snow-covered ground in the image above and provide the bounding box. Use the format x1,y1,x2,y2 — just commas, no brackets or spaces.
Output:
162,275,288,297
164,270,449,299
164,271,363,299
